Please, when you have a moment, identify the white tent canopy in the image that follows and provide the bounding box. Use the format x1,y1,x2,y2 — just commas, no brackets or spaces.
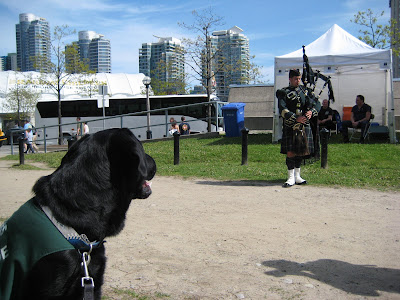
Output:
274,24,395,143
0,71,149,112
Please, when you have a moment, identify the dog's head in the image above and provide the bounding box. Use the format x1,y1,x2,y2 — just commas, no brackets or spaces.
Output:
33,128,156,239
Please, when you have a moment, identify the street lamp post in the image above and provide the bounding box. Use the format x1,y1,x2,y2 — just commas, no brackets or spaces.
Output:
142,76,152,139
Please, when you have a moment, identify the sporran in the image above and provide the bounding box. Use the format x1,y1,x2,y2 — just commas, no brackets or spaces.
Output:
292,123,310,156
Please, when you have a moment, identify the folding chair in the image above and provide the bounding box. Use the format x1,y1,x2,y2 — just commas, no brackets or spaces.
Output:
331,110,341,134
349,114,374,142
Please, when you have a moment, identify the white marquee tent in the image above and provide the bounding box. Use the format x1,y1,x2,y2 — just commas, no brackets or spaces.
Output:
274,24,396,143
0,71,149,111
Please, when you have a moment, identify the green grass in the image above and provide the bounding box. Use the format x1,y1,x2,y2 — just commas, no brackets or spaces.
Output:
2,151,66,168
141,134,400,191
2,133,399,191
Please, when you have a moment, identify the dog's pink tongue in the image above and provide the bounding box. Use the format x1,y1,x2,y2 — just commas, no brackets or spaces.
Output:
143,181,152,188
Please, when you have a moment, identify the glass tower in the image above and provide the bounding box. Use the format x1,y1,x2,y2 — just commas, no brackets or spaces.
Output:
67,31,111,73
207,26,250,101
16,13,50,72
139,37,185,91
88,35,111,73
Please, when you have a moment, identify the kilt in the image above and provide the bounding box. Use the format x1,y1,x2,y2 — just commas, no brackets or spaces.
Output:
280,123,314,155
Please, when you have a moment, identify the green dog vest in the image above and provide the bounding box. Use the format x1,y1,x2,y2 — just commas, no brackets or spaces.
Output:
0,198,74,300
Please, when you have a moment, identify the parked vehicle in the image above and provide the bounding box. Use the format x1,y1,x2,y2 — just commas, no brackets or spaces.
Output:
0,129,6,147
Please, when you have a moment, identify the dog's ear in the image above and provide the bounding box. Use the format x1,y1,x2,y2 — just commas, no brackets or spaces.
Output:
107,129,150,189
35,133,111,205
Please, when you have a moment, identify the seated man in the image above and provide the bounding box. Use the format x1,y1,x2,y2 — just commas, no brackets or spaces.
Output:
317,99,336,131
341,94,371,143
179,116,191,135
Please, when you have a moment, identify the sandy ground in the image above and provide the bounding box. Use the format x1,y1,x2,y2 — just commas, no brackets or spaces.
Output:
1,154,399,300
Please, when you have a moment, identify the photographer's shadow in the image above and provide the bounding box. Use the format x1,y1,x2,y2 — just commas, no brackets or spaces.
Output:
262,259,400,296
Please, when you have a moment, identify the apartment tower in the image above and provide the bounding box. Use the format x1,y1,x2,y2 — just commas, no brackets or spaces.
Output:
139,37,185,92
16,13,50,72
67,31,112,73
208,26,250,101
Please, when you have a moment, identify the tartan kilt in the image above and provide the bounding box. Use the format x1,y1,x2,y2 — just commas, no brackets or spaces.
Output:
280,123,314,155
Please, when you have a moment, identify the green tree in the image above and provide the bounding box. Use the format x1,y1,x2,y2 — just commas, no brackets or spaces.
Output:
33,25,90,144
351,9,400,55
179,9,265,129
179,7,225,131
1,72,40,125
243,55,265,84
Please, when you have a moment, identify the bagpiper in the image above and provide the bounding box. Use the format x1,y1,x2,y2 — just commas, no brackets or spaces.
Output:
276,69,321,188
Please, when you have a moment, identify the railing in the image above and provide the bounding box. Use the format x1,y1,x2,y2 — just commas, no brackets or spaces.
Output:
7,100,225,155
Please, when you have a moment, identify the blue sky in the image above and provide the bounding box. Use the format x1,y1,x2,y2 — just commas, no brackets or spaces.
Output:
0,0,390,84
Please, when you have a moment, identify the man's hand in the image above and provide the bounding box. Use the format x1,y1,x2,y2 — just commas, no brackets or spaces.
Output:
296,116,308,124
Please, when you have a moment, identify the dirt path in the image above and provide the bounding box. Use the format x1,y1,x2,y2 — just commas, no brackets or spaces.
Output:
1,159,399,299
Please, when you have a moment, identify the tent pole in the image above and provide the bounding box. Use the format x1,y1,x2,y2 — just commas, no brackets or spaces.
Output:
389,61,397,143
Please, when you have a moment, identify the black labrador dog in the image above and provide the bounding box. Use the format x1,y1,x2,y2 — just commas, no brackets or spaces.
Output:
0,128,156,299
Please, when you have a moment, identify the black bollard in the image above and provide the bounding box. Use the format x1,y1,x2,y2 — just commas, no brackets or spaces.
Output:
320,128,330,169
241,127,249,165
173,131,180,165
19,137,25,165
68,136,77,150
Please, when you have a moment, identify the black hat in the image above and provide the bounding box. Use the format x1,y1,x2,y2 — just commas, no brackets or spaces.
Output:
289,69,301,78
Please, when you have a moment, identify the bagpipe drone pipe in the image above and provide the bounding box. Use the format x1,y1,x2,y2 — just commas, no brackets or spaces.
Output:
302,45,335,104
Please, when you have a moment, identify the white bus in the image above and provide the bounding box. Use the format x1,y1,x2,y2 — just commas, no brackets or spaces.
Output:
34,94,224,144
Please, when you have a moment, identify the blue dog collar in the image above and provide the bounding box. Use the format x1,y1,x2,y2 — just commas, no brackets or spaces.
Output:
67,236,104,252
41,205,105,252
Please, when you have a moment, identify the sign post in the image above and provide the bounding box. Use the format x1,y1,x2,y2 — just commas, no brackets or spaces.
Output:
98,85,109,130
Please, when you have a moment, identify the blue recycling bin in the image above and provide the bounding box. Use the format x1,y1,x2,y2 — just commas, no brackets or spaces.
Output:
221,102,246,137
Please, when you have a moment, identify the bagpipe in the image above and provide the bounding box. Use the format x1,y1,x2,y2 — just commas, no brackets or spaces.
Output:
302,46,335,103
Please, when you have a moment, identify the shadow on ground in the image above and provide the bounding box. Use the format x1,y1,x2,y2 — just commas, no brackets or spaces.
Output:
195,179,282,187
262,259,400,297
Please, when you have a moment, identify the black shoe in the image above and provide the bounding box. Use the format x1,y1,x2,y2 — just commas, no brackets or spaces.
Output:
282,182,294,188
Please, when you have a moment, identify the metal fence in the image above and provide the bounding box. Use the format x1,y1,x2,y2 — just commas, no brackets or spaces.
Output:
7,100,224,155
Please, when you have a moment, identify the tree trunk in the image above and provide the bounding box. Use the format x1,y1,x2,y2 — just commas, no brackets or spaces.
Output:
58,90,62,145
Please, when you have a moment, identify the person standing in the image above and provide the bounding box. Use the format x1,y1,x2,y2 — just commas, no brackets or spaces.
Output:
31,125,39,152
24,125,35,154
23,119,32,153
76,117,82,138
276,69,321,188
179,116,191,135
83,122,89,135
341,95,371,143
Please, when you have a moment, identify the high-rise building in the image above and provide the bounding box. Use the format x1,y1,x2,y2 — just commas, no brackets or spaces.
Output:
139,37,185,93
0,54,17,71
16,13,50,72
207,26,250,101
0,57,5,71
89,35,111,73
390,0,400,78
7,53,17,71
66,31,112,73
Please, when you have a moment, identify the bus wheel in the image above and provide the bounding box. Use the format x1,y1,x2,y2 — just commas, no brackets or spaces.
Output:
62,135,71,145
